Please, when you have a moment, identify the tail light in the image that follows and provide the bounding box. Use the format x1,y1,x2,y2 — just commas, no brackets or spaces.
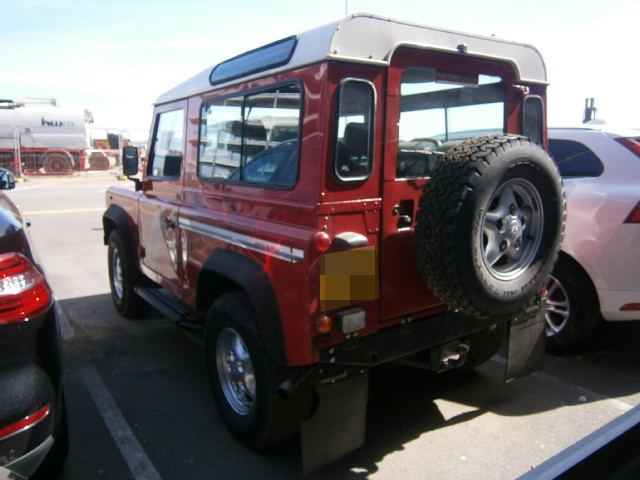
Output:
312,231,332,253
616,137,640,158
625,201,640,224
0,253,52,325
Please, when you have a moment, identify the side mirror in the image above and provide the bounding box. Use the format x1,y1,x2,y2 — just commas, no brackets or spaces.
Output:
122,146,139,176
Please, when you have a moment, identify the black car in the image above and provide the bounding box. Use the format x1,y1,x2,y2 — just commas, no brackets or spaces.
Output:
0,192,68,478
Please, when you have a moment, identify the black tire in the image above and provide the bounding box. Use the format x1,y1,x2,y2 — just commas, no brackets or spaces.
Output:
43,152,73,173
415,135,565,319
545,256,600,353
107,231,150,318
205,291,312,450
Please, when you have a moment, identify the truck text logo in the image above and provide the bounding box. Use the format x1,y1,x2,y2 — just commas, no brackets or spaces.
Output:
41,118,75,128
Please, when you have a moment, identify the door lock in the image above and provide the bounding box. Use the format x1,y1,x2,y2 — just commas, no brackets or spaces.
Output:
392,200,414,229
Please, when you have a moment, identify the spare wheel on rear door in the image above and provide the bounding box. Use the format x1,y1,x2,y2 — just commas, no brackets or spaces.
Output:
415,135,565,319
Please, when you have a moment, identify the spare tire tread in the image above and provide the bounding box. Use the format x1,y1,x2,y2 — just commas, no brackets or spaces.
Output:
416,135,565,319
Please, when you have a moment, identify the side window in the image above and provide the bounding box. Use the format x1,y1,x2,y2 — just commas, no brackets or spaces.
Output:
198,84,301,188
242,85,301,187
548,139,604,177
334,80,374,181
199,97,243,180
148,109,184,178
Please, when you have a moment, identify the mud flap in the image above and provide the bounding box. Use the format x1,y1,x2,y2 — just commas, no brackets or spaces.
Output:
504,297,546,382
300,367,369,475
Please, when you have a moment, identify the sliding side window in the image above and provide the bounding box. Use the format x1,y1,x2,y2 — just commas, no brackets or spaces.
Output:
199,97,243,180
198,84,301,188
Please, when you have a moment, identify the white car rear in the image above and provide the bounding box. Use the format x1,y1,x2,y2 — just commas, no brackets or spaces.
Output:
545,126,640,351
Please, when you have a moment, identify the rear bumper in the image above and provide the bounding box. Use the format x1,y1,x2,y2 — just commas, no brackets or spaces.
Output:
3,435,54,480
319,311,491,366
0,365,56,471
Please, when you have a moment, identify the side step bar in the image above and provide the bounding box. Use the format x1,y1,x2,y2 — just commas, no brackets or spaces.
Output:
134,287,204,331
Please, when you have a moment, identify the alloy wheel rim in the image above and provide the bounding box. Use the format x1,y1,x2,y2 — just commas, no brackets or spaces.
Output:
480,178,544,281
216,327,256,415
111,247,124,301
545,274,570,336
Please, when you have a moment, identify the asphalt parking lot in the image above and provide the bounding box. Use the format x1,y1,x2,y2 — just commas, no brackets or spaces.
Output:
7,175,640,480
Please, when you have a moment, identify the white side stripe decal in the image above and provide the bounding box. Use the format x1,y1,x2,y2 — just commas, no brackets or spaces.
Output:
179,218,305,263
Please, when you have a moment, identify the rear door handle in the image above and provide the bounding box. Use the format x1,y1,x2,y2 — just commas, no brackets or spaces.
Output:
397,215,412,229
393,200,414,229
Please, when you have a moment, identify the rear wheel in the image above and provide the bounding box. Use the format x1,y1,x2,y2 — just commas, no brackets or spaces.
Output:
43,152,73,174
205,292,312,449
107,231,150,318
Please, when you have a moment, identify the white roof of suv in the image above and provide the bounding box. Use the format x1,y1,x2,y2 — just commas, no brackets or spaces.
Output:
156,13,547,105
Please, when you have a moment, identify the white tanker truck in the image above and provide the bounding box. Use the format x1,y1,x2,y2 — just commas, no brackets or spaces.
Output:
0,98,93,175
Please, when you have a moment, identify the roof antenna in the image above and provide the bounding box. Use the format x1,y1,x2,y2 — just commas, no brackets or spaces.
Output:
583,98,596,123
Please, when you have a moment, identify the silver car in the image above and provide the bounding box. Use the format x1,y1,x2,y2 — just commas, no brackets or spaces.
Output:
545,125,640,352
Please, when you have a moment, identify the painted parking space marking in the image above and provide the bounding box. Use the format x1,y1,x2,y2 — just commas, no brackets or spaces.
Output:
81,367,162,480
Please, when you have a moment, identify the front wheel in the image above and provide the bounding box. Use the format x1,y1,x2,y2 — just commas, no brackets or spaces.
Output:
107,231,150,318
205,292,312,449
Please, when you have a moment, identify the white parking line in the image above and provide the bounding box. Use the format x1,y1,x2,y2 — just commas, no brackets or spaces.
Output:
81,367,162,480
23,207,104,215
491,356,635,413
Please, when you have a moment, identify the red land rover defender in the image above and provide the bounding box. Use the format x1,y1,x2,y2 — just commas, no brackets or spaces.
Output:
104,14,564,472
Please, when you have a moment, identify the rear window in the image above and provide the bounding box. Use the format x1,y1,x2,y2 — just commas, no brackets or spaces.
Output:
548,139,604,177
397,67,504,178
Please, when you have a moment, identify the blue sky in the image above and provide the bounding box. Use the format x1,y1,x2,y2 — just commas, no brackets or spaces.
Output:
2,0,638,138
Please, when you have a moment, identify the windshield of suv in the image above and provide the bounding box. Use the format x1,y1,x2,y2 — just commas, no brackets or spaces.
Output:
397,67,504,178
